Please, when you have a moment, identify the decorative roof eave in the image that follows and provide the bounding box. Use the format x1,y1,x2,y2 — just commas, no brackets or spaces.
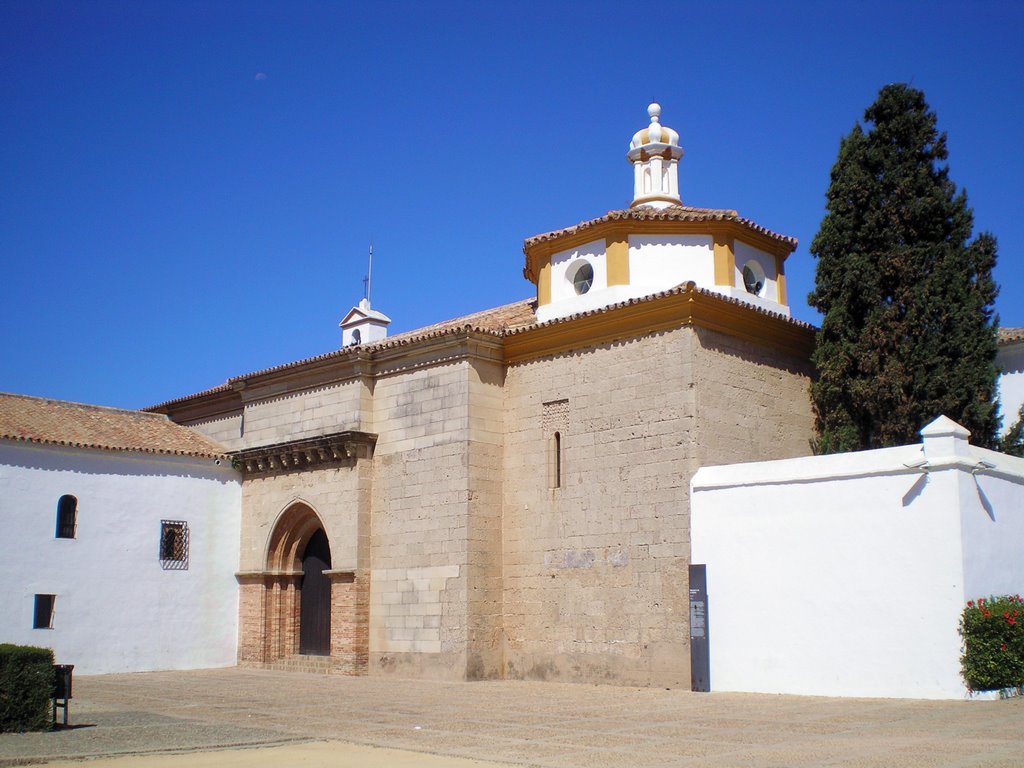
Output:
521,208,798,283
0,434,228,461
146,383,241,420
230,430,377,479
231,324,504,385
151,326,509,418
998,327,1024,346
233,327,506,401
502,282,816,364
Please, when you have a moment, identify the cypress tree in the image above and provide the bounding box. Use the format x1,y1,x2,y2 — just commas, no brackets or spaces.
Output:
808,84,1000,452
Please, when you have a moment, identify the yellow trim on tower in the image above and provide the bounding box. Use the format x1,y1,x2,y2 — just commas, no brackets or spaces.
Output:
775,253,788,305
523,219,794,285
606,236,629,286
713,234,735,287
538,260,552,307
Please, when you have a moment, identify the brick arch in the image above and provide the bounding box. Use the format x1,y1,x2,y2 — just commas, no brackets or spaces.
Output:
266,501,328,572
237,499,368,674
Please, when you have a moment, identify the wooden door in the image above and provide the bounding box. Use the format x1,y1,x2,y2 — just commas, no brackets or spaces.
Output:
299,528,332,655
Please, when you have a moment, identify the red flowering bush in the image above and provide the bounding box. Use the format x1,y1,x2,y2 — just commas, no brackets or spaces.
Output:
960,594,1024,690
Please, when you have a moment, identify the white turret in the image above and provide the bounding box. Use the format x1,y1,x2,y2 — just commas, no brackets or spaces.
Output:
339,298,390,347
627,102,683,209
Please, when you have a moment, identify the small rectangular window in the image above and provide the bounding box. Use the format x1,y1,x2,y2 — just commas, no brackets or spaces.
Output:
159,520,189,570
33,594,55,629
552,431,562,489
542,399,569,490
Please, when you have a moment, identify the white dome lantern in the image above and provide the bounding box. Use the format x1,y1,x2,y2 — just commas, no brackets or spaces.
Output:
627,102,683,209
339,298,391,348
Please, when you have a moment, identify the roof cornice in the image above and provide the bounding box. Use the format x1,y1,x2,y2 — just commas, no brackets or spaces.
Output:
155,329,506,418
503,282,815,364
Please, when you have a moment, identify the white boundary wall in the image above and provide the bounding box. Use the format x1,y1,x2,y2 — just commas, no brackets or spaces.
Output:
691,416,1024,699
0,440,241,674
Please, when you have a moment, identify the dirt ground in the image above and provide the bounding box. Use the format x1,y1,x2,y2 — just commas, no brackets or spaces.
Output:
2,668,1022,767
41,740,509,768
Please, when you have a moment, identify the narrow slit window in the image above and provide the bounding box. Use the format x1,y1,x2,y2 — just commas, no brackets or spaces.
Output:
55,495,77,539
553,431,562,489
33,594,55,629
159,520,189,570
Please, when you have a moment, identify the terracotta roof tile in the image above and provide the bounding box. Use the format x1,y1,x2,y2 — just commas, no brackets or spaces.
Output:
503,282,816,336
0,392,228,458
146,299,538,410
151,285,816,412
998,327,1024,345
523,206,798,249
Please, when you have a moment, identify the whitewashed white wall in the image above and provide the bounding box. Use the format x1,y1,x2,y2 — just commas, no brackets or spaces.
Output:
691,418,1024,699
0,441,241,674
997,341,1024,435
536,233,791,323
628,234,714,290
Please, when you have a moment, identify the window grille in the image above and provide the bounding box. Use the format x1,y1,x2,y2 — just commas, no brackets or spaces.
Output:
159,520,189,570
33,594,55,629
55,495,77,539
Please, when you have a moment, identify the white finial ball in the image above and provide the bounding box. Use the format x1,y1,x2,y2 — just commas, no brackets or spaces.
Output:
648,102,661,122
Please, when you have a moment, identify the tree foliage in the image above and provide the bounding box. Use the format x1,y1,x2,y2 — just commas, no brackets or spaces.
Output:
808,84,1000,453
998,405,1024,458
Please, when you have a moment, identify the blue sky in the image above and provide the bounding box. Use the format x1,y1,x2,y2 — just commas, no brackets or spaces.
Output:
2,1,1022,409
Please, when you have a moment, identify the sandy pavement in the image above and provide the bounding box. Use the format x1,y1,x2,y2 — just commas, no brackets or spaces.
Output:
3,668,1023,767
41,740,510,767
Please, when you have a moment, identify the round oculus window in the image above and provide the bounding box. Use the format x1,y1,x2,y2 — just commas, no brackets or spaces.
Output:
742,262,765,296
571,262,594,295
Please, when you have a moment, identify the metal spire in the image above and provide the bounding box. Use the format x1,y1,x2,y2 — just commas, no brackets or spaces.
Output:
364,239,373,305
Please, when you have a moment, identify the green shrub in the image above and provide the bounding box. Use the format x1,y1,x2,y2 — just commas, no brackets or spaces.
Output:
960,595,1024,691
0,644,54,732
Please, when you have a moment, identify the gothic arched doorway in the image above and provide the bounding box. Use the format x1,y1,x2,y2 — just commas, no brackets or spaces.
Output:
236,499,368,673
260,502,333,661
299,528,332,655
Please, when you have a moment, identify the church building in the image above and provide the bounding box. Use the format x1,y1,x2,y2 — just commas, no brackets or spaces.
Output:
150,104,817,687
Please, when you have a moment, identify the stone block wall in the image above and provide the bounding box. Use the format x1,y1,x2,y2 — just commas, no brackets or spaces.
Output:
240,379,367,449
238,464,367,573
368,361,477,680
187,413,244,450
465,358,505,679
692,327,815,467
502,327,696,687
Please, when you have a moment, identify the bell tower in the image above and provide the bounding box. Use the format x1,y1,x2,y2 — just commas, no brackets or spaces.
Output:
627,102,683,209
525,102,797,324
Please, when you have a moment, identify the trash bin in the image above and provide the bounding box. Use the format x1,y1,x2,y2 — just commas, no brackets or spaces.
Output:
52,664,73,726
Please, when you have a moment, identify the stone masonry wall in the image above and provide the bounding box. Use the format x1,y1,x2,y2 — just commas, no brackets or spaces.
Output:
691,327,815,467
465,357,505,679
186,413,244,450
240,379,367,449
502,327,697,687
238,463,368,573
368,360,476,680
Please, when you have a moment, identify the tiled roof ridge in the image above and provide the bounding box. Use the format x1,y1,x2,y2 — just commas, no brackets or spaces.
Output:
146,298,537,409
523,205,798,249
0,391,228,459
504,282,817,335
151,285,816,411
226,297,535,381
0,432,226,459
998,327,1024,345
2,390,181,419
